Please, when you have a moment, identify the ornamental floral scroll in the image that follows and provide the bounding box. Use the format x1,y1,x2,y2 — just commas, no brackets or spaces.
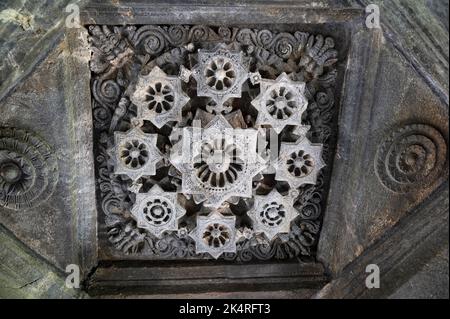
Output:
89,25,339,261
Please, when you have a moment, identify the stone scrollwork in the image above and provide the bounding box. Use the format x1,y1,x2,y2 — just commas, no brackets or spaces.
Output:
89,24,340,261
375,124,447,193
0,127,58,210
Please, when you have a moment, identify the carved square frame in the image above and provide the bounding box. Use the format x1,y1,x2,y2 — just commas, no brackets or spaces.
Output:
65,1,371,295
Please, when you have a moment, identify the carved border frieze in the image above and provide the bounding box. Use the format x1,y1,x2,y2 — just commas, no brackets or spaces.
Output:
89,24,341,261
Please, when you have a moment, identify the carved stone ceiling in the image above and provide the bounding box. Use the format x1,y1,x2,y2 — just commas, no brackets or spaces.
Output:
0,0,448,298
89,24,339,261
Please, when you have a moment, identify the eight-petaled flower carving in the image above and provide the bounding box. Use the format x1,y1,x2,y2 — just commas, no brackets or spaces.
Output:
251,73,308,134
92,26,339,259
192,44,250,113
131,184,186,237
131,66,190,128
275,135,325,188
189,210,237,259
108,126,163,181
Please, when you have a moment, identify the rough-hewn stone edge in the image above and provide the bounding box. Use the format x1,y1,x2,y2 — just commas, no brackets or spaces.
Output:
63,27,98,280
0,224,87,299
313,181,449,299
316,27,384,274
346,0,449,106
0,0,89,104
97,289,319,299
0,23,64,104
86,261,328,296
80,1,363,25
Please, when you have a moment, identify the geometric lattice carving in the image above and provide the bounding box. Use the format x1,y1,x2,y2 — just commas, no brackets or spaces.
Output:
248,189,299,241
192,44,249,111
131,184,186,237
251,73,308,134
131,66,190,128
189,210,237,259
275,135,325,188
171,115,266,208
108,126,163,181
90,24,340,261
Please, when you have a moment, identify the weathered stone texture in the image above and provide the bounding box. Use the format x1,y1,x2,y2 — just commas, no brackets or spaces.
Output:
0,0,448,298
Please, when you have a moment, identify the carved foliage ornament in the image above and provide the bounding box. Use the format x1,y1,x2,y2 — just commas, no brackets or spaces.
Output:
89,25,339,260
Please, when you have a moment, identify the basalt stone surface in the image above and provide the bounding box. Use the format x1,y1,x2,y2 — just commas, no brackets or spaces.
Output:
0,37,96,275
0,0,448,298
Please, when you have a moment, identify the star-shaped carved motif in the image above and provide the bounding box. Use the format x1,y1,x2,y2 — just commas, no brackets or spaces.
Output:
131,184,185,238
189,210,237,259
108,126,163,181
274,135,325,188
248,189,299,241
252,73,308,134
131,66,190,128
170,115,266,208
192,44,249,110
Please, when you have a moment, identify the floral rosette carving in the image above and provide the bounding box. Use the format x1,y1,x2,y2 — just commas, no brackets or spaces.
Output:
89,25,340,261
0,128,58,210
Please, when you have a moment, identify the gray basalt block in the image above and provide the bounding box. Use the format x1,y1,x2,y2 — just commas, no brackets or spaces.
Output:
0,0,448,298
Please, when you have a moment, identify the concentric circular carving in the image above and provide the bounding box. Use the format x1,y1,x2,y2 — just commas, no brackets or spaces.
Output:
0,159,32,188
145,81,175,113
140,197,173,226
119,139,149,170
375,124,447,193
204,57,236,91
0,128,58,210
286,150,315,177
194,138,244,189
260,202,286,227
265,85,298,119
202,223,232,248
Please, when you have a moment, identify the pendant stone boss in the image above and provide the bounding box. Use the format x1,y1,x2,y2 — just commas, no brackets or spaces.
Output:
90,25,338,260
